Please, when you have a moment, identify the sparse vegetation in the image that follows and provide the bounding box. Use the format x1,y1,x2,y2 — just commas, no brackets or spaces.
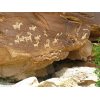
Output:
96,37,100,43
93,38,100,87
94,68,100,87
93,43,100,66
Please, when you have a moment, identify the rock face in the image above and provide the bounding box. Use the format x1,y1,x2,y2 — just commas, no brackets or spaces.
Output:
68,40,92,61
62,12,100,41
0,12,97,80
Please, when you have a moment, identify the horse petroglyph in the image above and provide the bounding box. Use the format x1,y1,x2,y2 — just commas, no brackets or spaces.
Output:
14,32,32,44
13,22,23,30
29,25,37,31
52,38,59,44
34,35,41,47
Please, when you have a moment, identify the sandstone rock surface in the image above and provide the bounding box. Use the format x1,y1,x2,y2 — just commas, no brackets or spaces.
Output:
0,12,99,80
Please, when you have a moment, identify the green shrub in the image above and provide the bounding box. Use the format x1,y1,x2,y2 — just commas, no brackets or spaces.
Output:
94,68,100,87
93,38,100,87
93,43,100,66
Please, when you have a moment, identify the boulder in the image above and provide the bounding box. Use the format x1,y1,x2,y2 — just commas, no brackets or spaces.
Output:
0,12,94,80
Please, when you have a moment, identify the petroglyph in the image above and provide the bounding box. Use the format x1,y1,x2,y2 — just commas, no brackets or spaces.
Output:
83,28,90,31
75,24,82,35
52,38,59,44
56,32,63,37
34,41,39,47
34,35,41,41
14,32,32,44
44,39,50,48
13,22,23,30
29,25,37,31
34,35,41,47
81,33,88,39
43,30,48,37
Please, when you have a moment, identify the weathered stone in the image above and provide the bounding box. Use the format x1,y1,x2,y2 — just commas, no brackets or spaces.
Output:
14,77,39,86
38,78,78,87
68,40,92,61
55,67,97,80
54,67,97,87
38,67,97,87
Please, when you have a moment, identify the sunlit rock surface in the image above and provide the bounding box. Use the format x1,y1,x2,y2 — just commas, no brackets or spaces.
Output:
0,13,92,80
38,67,97,87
